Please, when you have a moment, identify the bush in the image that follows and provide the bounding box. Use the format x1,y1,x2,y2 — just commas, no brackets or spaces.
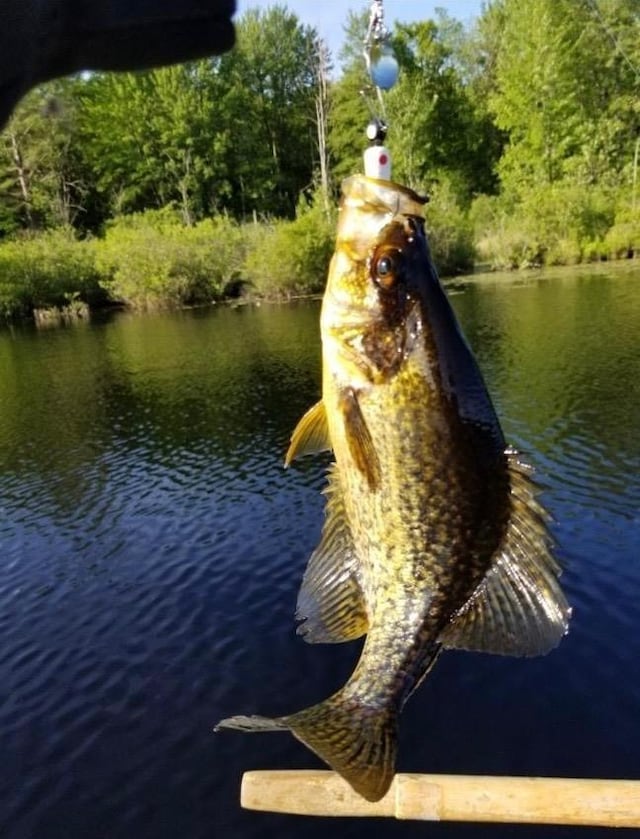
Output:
604,204,640,259
470,182,616,269
470,194,542,269
243,199,336,297
0,201,337,319
423,179,474,276
96,209,246,308
521,183,614,264
0,229,101,319
243,181,474,293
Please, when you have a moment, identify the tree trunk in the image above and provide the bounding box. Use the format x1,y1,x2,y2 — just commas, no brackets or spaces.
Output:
632,133,639,212
179,149,194,226
8,130,33,227
314,39,331,217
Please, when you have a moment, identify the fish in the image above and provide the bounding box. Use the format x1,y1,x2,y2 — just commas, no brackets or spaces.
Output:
215,174,571,802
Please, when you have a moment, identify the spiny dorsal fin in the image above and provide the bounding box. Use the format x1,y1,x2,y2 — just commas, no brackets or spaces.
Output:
284,400,330,467
439,451,571,657
339,387,381,490
296,465,368,644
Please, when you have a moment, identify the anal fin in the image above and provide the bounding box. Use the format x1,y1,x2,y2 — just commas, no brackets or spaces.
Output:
296,465,368,644
439,451,571,657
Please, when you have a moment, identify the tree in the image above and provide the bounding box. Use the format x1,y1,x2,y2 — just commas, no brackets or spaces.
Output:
215,6,319,218
385,20,500,200
0,79,90,233
327,9,371,183
570,0,640,189
490,0,640,198
313,38,333,214
76,4,324,225
76,62,229,223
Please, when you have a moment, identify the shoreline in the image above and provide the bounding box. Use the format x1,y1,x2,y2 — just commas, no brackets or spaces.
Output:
2,256,638,331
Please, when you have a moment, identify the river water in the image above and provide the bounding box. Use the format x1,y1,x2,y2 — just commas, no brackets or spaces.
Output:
1,263,639,838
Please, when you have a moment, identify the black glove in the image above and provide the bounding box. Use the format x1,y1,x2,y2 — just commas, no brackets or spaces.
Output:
0,0,236,127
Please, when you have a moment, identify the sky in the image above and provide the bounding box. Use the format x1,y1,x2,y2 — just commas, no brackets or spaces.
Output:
235,1,484,64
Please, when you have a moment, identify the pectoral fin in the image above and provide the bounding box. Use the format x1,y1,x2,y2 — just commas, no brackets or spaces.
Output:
296,465,368,643
339,388,381,490
439,452,571,657
284,400,330,466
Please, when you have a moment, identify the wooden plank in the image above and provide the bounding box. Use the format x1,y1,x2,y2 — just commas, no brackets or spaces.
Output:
241,771,640,827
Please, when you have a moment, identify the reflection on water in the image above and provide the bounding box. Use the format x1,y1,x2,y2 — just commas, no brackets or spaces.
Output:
1,265,639,839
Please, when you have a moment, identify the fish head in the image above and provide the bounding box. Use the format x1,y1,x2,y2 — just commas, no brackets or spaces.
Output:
321,175,438,385
322,175,503,443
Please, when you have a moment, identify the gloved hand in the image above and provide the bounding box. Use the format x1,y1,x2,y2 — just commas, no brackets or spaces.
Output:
0,0,236,127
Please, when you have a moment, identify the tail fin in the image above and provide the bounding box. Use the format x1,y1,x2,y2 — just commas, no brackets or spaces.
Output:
215,694,397,802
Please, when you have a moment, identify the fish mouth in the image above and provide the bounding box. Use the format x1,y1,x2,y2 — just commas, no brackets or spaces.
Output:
340,176,427,222
362,176,428,206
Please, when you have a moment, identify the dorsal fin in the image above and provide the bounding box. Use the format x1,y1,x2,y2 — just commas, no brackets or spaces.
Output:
296,465,368,644
284,400,330,466
439,452,571,657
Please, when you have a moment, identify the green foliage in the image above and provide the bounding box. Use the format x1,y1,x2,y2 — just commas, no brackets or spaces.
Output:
243,199,336,297
491,0,582,192
69,6,321,224
96,210,246,308
2,0,640,303
0,200,337,321
470,193,540,269
327,66,371,183
0,81,91,234
424,177,475,275
605,204,640,259
330,12,503,202
0,229,100,319
327,9,371,182
220,6,319,218
76,65,227,222
471,182,618,269
388,20,496,200
491,0,640,197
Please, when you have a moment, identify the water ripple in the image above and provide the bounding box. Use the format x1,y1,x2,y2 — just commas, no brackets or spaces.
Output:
1,282,639,838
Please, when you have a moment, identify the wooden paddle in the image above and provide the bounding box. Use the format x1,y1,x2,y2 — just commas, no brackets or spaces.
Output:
241,770,640,827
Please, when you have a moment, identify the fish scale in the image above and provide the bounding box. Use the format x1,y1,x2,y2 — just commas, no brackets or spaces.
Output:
216,175,570,802
354,372,501,591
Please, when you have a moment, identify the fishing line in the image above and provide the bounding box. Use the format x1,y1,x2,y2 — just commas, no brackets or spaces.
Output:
361,0,399,178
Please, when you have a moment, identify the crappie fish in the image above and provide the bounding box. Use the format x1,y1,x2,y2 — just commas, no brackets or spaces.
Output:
216,175,570,802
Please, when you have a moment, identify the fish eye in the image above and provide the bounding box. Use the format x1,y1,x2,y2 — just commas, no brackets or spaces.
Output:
372,250,403,290
377,256,393,277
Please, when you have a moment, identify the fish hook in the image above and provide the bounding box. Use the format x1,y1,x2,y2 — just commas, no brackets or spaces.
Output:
362,0,399,179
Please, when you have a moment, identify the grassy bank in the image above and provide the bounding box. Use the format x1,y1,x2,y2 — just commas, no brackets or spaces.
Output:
0,202,337,321
1,187,639,322
0,230,104,320
471,185,640,270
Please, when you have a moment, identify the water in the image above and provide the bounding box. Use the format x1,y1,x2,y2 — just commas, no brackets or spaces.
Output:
1,264,639,838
